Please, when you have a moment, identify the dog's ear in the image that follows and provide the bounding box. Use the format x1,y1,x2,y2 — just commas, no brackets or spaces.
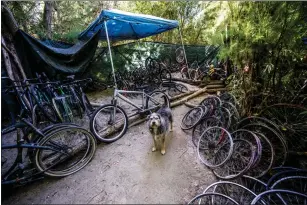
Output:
146,115,150,120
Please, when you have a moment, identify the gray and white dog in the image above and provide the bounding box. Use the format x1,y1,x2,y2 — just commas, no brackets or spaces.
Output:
148,99,173,155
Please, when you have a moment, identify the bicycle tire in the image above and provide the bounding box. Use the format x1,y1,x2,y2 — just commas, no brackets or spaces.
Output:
145,91,170,111
30,85,58,123
188,192,239,205
160,68,172,82
232,129,262,167
52,97,73,123
251,189,307,205
236,116,284,141
181,107,204,130
242,123,288,167
189,69,197,81
266,170,307,190
271,176,307,194
197,126,233,168
247,132,275,178
203,181,257,204
90,104,128,143
34,126,96,177
192,116,223,147
212,139,256,179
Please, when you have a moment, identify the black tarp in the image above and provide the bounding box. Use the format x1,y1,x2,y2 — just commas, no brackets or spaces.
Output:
14,29,100,78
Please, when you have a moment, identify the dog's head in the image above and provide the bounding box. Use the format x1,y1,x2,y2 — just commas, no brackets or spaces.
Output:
148,113,162,128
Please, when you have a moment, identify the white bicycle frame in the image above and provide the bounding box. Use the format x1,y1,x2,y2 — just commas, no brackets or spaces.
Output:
113,88,163,118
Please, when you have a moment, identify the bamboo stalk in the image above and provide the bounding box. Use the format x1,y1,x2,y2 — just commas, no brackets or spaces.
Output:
170,87,208,108
170,90,196,101
171,77,202,85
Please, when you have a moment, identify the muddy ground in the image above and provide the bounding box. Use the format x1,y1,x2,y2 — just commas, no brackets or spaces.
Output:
2,83,217,204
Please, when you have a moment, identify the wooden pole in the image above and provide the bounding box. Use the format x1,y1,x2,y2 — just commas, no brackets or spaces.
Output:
2,38,27,80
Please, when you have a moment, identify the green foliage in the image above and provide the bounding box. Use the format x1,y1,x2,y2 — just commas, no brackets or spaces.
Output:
215,2,307,115
6,1,307,114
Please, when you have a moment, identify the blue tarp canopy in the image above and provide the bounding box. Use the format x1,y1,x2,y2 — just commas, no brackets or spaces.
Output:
78,9,179,41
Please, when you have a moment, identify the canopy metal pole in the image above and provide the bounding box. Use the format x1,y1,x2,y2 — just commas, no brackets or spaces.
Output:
104,20,117,89
178,27,189,69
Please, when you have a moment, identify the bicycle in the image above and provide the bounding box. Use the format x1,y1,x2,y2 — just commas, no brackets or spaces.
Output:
2,78,59,126
90,86,169,143
1,109,96,187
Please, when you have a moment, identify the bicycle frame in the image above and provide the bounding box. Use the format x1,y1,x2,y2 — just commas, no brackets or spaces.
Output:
113,88,161,117
1,124,67,184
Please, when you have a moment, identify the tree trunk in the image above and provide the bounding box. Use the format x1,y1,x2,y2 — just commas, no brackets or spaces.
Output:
1,2,19,35
43,1,53,39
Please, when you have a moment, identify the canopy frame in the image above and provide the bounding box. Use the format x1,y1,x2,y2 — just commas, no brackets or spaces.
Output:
100,12,188,89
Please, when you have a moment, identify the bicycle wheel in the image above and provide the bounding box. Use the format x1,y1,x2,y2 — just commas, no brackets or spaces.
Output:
189,69,197,81
212,107,232,129
160,68,172,82
230,175,267,194
236,116,284,141
266,170,307,190
161,54,172,68
231,129,262,168
181,106,204,130
197,126,233,168
32,103,55,128
175,83,188,93
199,95,222,115
242,123,288,167
188,192,239,205
175,47,185,64
67,88,83,119
145,91,170,111
34,126,96,177
52,96,74,122
260,103,307,151
246,132,275,178
212,139,255,179
271,176,307,194
222,102,240,129
192,116,223,147
203,181,257,204
31,85,58,123
90,104,128,143
219,92,240,110
251,189,307,205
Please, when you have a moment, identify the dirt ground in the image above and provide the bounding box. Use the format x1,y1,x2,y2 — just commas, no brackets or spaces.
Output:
2,83,216,204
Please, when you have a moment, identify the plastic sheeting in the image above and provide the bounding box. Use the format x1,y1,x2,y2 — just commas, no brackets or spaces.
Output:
78,9,179,41
14,29,100,77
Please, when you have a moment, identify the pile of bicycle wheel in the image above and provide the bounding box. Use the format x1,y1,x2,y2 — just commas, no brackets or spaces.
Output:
188,167,307,204
181,92,306,179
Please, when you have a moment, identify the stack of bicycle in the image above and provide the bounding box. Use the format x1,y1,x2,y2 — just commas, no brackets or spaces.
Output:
181,92,306,180
1,74,100,188
188,167,307,204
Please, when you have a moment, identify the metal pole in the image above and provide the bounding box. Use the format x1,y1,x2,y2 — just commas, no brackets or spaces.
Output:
178,27,188,69
104,20,117,89
178,27,190,79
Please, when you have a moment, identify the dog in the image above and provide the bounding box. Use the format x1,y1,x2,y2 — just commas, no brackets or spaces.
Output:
147,96,173,155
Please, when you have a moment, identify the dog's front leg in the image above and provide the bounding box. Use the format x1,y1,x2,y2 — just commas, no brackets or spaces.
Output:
152,137,157,152
161,136,166,155
170,121,173,132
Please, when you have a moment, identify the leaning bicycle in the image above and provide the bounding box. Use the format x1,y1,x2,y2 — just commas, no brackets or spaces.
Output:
1,109,97,187
90,86,169,143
